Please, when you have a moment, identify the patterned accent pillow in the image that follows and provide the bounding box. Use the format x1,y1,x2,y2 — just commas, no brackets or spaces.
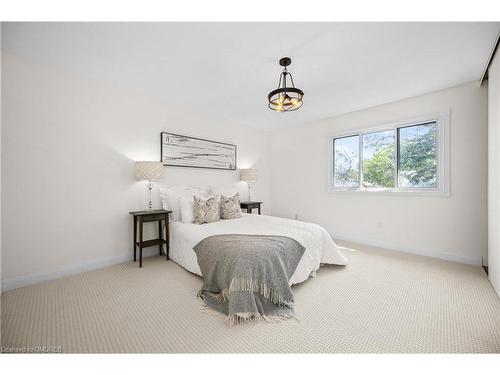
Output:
220,193,242,220
193,196,220,224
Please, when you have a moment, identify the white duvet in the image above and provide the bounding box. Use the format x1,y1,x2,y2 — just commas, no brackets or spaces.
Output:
169,214,347,285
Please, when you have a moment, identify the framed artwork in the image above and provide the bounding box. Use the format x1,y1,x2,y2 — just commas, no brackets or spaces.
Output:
161,132,237,170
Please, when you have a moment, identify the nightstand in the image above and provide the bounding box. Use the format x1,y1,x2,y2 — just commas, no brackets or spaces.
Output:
129,209,172,267
240,201,262,215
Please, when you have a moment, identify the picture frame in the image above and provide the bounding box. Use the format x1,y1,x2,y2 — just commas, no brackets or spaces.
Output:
160,132,237,170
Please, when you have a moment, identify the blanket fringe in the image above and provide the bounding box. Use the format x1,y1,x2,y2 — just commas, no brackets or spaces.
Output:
215,278,294,308
225,313,296,327
198,277,298,326
199,300,295,326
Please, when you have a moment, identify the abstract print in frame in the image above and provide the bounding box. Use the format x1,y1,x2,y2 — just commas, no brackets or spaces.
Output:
161,132,237,170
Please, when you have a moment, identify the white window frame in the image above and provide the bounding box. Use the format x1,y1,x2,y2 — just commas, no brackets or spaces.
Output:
327,112,450,196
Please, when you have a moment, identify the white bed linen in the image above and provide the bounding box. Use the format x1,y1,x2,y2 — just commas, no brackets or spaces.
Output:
169,213,347,285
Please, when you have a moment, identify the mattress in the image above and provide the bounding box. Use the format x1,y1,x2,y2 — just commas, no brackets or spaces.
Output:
169,213,347,285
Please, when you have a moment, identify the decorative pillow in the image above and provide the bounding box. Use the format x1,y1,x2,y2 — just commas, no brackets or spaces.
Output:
220,193,242,220
193,196,220,224
180,197,196,223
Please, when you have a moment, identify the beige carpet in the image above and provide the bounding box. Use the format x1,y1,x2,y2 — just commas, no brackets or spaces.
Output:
2,241,500,353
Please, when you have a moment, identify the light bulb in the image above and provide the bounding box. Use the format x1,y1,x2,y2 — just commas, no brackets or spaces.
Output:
291,98,301,107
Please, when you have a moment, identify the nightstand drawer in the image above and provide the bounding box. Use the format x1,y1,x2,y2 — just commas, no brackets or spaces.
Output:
142,214,167,222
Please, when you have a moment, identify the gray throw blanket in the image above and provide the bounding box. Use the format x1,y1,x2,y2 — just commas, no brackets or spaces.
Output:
194,234,305,325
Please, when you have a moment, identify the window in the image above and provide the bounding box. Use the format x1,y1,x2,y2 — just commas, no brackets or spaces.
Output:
362,130,395,188
398,123,438,188
333,135,360,187
329,114,448,195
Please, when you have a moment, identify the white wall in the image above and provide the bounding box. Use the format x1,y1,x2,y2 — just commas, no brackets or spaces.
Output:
1,53,272,291
488,51,500,296
270,82,488,266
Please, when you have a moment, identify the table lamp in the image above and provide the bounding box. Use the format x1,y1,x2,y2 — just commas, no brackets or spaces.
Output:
135,161,164,211
240,168,257,202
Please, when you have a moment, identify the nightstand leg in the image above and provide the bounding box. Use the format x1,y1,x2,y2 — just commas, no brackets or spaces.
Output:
158,220,163,255
139,217,143,268
247,207,251,214
133,217,137,262
258,206,261,215
166,218,170,260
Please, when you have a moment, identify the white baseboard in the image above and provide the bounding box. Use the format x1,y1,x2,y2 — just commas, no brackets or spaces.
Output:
333,233,483,266
2,253,135,292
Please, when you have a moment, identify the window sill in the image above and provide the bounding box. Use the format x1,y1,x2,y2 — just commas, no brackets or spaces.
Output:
327,187,450,197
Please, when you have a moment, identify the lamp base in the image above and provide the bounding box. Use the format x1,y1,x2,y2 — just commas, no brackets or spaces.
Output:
146,182,154,211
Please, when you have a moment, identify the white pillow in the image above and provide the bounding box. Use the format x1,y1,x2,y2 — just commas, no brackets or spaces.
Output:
180,197,195,223
160,186,209,221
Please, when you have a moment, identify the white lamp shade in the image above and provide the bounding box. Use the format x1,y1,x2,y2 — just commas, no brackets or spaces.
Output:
240,168,257,182
135,161,164,181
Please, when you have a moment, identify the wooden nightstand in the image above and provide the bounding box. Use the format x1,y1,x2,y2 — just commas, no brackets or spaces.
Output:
129,209,172,267
240,201,262,215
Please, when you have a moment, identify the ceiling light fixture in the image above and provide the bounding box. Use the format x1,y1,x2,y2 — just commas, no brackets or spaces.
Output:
268,57,304,112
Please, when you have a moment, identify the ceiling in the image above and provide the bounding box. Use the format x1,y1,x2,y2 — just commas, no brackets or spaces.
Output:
3,22,500,131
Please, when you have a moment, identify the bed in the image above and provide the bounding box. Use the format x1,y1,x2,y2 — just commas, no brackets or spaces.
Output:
169,213,348,285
